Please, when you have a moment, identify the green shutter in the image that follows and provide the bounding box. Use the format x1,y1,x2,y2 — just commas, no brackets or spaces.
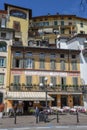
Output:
0,74,4,85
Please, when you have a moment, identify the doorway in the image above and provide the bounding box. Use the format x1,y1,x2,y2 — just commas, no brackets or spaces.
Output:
52,95,57,106
61,95,67,108
0,92,3,104
23,101,33,114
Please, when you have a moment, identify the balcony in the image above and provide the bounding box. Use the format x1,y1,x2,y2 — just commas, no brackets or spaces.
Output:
13,41,23,46
9,84,82,94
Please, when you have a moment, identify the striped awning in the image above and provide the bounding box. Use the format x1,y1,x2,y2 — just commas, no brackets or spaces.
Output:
6,91,54,101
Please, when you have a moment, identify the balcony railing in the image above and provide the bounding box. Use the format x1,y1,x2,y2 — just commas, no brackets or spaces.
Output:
9,84,82,93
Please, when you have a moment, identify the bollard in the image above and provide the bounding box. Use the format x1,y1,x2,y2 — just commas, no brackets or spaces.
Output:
36,115,38,123
57,111,59,123
14,111,17,124
76,110,79,123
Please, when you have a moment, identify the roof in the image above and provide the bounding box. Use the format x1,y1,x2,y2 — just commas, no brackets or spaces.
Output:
11,45,81,54
32,14,87,21
4,3,32,19
4,3,32,12
67,34,87,42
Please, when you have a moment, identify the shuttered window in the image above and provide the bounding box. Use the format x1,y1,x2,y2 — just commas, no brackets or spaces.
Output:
60,60,65,70
40,59,45,69
50,60,56,70
71,61,77,70
26,76,32,86
73,77,78,85
0,57,6,67
13,75,20,84
0,74,4,85
51,77,56,86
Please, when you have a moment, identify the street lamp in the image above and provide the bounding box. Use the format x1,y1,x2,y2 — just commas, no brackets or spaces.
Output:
40,77,53,108
40,77,48,108
44,77,48,109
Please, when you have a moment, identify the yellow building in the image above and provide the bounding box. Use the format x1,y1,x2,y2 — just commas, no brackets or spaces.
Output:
28,14,87,45
5,3,32,46
5,45,83,113
0,3,85,113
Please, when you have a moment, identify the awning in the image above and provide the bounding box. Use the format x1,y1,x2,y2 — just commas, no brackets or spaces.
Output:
6,91,54,101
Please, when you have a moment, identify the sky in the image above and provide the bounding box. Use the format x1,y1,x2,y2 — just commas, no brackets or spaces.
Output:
0,0,87,18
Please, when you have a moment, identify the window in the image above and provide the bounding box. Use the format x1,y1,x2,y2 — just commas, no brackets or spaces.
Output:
0,74,4,85
13,75,20,84
61,29,65,34
60,60,65,70
80,31,85,34
61,21,64,25
13,59,23,68
25,59,34,68
73,77,78,85
40,59,45,69
60,54,65,58
43,22,49,26
26,52,32,57
0,57,6,67
1,18,6,28
40,53,45,59
71,61,77,70
68,17,72,20
50,60,56,70
68,22,72,25
10,10,27,19
0,41,7,52
61,77,66,90
26,76,32,86
50,53,55,59
54,21,58,26
15,51,22,56
1,32,6,39
39,76,45,84
13,21,20,31
72,55,76,59
80,22,83,27
51,77,56,86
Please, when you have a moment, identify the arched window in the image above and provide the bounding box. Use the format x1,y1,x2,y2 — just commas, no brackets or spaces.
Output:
10,10,27,19
0,41,7,52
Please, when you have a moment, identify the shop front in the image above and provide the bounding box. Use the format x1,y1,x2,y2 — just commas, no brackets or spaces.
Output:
5,91,54,114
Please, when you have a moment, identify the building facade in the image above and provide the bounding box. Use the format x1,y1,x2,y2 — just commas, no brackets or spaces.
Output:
0,3,86,113
28,14,87,45
5,45,83,113
0,10,14,104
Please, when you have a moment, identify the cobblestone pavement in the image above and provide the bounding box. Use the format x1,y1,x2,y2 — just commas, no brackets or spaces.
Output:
0,113,87,129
